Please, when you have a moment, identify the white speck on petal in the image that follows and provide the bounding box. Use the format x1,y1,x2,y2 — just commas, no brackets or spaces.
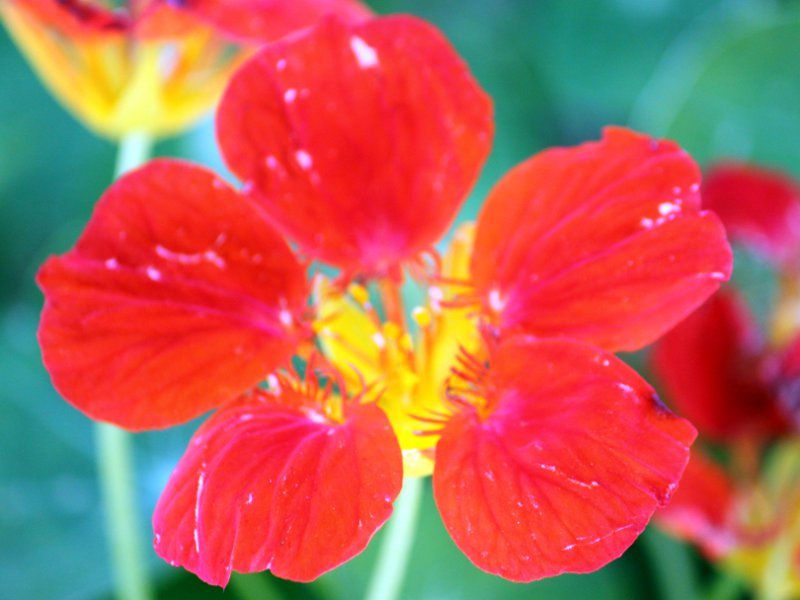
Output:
294,149,313,170
304,409,327,424
194,470,206,553
617,383,635,394
203,250,225,269
265,155,280,170
350,35,379,68
155,244,225,269
267,374,281,394
284,88,297,103
146,266,162,281
658,201,680,216
104,258,119,270
245,493,254,505
279,309,293,327
488,289,506,313
276,58,287,71
640,217,654,229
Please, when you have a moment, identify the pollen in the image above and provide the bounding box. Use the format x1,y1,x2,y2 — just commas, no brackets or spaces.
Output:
383,321,403,341
348,283,370,307
412,306,432,328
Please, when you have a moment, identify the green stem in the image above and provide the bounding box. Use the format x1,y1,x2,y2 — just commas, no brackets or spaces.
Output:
364,476,424,600
114,132,153,178
230,572,283,600
640,527,700,600
96,425,153,600
96,132,154,600
705,571,744,600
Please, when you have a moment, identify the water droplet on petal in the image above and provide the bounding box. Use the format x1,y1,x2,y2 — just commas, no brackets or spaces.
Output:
146,266,162,281
294,149,313,170
350,35,379,69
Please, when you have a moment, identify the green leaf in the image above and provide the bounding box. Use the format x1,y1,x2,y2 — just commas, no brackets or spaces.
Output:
632,8,800,174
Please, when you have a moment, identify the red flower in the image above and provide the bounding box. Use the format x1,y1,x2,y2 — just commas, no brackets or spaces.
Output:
652,162,800,593
174,0,372,43
37,15,732,586
652,290,799,562
703,162,800,271
12,0,371,40
652,290,793,442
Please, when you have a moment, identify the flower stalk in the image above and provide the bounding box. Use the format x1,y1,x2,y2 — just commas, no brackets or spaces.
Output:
95,132,154,600
364,476,425,600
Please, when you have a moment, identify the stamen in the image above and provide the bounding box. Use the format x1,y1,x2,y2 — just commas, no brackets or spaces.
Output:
440,292,483,310
383,321,403,341
407,247,442,284
411,306,432,329
442,345,494,418
348,283,370,307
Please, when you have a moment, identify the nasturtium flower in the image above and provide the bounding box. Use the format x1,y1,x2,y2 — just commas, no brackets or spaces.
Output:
703,162,800,272
1,0,370,138
652,290,795,442
37,14,733,587
653,161,800,598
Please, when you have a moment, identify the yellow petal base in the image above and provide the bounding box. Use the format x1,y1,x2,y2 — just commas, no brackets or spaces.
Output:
2,3,246,139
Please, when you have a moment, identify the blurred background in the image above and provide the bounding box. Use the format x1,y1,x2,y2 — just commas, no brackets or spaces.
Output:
2,0,799,598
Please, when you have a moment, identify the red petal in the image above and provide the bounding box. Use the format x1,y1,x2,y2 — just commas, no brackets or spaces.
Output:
153,388,402,585
656,449,737,558
178,0,371,43
471,127,732,352
134,3,206,39
651,290,789,441
217,15,493,275
37,160,307,430
703,162,800,269
13,0,129,37
433,337,696,582
771,334,800,429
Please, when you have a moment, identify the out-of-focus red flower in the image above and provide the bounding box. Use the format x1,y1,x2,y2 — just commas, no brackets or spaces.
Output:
703,162,800,271
657,449,738,558
175,0,371,43
653,159,800,597
1,0,370,137
652,289,792,441
37,15,732,587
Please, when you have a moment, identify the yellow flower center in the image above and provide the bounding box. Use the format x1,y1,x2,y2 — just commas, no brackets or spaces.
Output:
314,223,481,477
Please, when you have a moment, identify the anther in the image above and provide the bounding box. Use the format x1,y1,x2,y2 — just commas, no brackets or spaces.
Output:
348,283,370,307
383,321,402,341
412,306,432,328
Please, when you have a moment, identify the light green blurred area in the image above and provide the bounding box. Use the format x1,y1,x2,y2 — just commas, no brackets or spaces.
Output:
1,0,798,598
